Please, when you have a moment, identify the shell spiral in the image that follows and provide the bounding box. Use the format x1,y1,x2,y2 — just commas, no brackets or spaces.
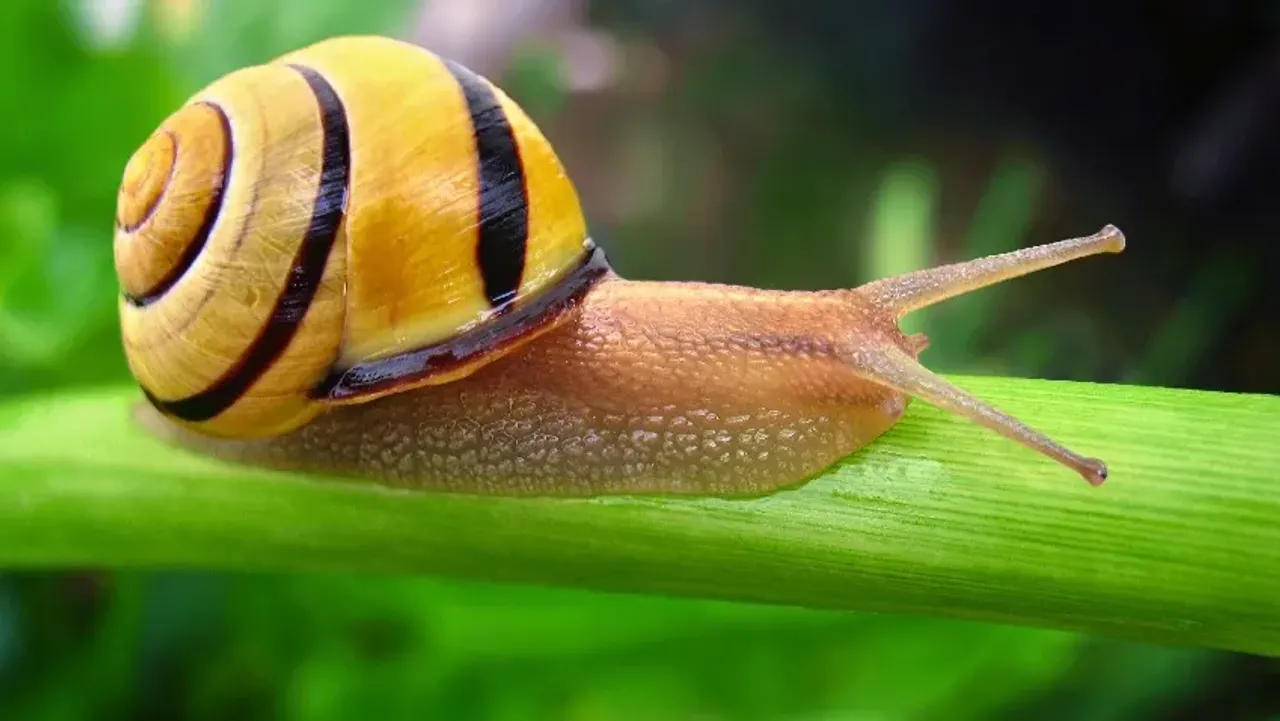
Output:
114,35,609,439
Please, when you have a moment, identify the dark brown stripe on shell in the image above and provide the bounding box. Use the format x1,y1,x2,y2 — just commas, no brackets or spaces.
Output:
312,242,611,401
443,59,529,309
123,102,231,307
144,64,351,423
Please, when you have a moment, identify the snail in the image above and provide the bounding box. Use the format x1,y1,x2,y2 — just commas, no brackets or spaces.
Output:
114,35,1125,497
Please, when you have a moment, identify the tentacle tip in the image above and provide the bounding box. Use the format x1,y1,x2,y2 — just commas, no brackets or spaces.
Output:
1079,458,1108,486
1096,224,1126,253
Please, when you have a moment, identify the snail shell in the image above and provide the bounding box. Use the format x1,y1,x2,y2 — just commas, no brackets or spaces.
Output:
115,35,607,439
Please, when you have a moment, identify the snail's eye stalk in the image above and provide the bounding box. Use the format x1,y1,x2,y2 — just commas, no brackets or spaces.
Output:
856,225,1125,319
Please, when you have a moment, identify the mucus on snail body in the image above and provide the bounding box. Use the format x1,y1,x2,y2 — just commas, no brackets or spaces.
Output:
114,35,1126,497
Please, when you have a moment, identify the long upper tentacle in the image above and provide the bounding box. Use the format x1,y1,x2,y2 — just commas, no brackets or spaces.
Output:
856,225,1125,318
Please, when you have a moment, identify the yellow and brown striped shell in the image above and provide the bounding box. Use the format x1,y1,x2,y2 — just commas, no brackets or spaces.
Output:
114,35,610,439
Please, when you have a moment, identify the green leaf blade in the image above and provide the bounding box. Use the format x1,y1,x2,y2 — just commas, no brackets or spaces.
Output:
0,378,1276,656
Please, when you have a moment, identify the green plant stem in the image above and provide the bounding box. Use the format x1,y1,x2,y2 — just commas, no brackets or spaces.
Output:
0,377,1276,655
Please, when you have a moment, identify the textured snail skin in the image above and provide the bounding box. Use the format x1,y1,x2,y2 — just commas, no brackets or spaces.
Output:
136,276,919,496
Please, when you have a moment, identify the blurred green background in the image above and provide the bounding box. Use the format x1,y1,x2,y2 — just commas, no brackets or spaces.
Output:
0,0,1276,718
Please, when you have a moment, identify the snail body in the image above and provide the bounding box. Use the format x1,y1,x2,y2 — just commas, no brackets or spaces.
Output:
118,35,1125,496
